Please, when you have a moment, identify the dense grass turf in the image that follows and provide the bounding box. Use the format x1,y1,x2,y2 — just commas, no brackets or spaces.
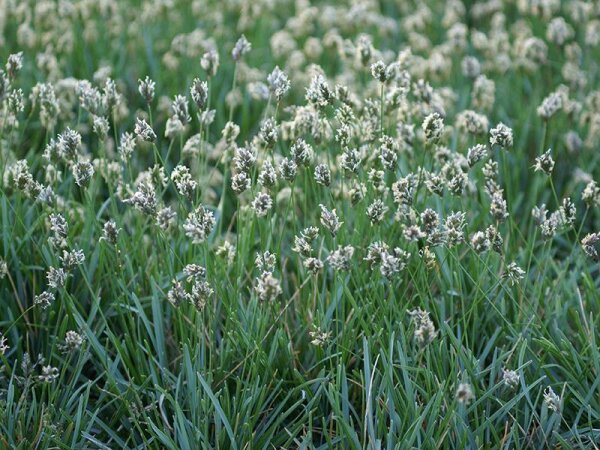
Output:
1,0,600,448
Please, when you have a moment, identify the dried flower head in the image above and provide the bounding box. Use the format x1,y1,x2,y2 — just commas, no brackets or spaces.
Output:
380,248,410,278
190,281,213,311
58,128,82,161
47,267,68,289
461,56,481,79
489,122,513,148
490,191,509,222
167,280,188,307
327,245,355,271
504,262,525,286
201,50,220,77
60,331,85,352
309,327,331,347
267,66,291,101
259,118,278,149
422,112,444,144
408,308,437,347
303,257,324,275
157,206,177,231
582,181,600,207
290,139,313,166
100,220,119,245
255,251,277,272
306,74,333,108
502,369,519,388
379,135,398,170
314,164,331,186
0,259,7,280
255,271,282,301
258,161,278,188
319,205,343,237
233,144,256,172
366,199,388,224
118,132,136,162
231,172,252,195
191,78,209,110
72,160,95,187
455,382,475,405
38,365,59,383
183,264,207,282
34,291,55,309
92,115,109,139
171,94,191,124
537,91,562,120
534,149,555,174
134,118,157,142
171,165,197,199
456,110,488,136
232,35,252,61
543,386,561,413
581,232,600,261
125,183,158,216
370,60,388,83
49,213,68,248
252,192,273,217
183,206,216,244
471,231,491,253
6,52,24,79
0,332,8,356
60,249,85,271
138,76,156,103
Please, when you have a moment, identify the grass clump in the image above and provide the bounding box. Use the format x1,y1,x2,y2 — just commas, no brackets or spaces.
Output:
1,0,600,448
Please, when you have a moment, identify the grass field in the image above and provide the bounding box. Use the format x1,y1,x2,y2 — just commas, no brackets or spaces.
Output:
1,0,600,448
